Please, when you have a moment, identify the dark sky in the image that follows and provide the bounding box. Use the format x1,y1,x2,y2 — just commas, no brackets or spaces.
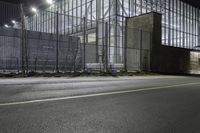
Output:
0,0,48,26
1,0,200,7
0,0,47,7
183,0,200,7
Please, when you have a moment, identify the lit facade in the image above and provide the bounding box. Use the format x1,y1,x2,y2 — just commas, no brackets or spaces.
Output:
26,0,200,64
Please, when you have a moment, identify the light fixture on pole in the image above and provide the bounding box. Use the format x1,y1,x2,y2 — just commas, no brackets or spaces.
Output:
31,7,37,13
46,0,53,5
4,24,9,28
12,20,16,24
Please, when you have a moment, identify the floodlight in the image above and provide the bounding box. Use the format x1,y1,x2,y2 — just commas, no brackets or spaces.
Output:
31,7,37,13
4,24,9,28
46,0,53,5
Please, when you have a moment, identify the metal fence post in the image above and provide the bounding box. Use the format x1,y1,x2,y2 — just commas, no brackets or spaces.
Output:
20,4,25,74
56,11,59,73
105,22,108,73
25,29,28,73
140,29,143,71
124,19,127,71
17,57,19,73
83,17,86,72
34,57,37,72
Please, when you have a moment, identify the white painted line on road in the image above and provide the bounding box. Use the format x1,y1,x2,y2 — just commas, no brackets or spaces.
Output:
0,82,200,107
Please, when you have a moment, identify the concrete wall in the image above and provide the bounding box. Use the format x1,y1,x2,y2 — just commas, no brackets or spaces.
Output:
0,27,82,72
151,46,191,74
189,51,200,74
126,12,200,74
126,12,157,71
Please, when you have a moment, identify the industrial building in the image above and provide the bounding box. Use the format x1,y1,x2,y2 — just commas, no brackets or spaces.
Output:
1,0,200,73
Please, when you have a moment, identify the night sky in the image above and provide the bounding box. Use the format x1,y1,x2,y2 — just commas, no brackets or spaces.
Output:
0,0,200,26
0,0,48,26
1,0,199,7
0,0,44,6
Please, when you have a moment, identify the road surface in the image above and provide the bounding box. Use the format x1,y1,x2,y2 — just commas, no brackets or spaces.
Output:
0,76,200,133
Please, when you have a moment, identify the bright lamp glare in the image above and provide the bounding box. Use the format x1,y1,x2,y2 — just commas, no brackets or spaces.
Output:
46,0,53,4
31,7,37,13
12,20,16,24
4,24,9,28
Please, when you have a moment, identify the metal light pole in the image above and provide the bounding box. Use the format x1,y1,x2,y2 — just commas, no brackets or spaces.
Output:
20,4,25,74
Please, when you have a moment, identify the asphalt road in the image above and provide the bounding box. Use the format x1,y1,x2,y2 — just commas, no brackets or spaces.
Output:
0,76,200,133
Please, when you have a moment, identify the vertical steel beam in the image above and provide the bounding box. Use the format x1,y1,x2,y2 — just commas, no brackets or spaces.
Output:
96,0,102,63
